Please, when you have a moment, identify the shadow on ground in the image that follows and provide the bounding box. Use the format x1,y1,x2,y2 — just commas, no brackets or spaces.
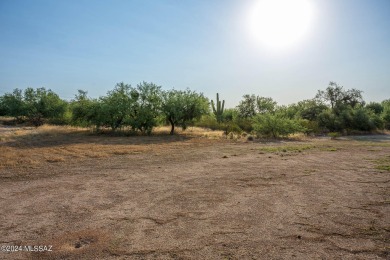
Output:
0,128,194,149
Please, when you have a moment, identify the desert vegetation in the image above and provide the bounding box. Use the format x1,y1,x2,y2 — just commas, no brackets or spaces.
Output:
1,81,389,138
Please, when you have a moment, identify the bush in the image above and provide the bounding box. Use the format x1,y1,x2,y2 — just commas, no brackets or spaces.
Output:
351,106,383,131
318,105,384,133
48,109,72,125
194,115,221,130
298,119,321,135
234,117,253,133
318,109,343,132
381,102,390,130
366,102,384,115
252,113,306,138
224,122,242,134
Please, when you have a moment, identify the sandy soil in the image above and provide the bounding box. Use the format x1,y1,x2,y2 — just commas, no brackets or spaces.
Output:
0,131,389,259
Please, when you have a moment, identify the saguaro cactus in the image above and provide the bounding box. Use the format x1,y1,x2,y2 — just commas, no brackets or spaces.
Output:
211,93,225,123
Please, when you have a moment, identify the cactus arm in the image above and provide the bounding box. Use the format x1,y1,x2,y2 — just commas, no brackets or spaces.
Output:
216,93,220,113
211,100,216,113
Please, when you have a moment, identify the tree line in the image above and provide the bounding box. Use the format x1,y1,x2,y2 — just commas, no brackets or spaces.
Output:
0,81,389,137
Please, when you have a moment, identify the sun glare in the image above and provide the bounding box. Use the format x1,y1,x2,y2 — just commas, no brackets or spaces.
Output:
248,0,314,50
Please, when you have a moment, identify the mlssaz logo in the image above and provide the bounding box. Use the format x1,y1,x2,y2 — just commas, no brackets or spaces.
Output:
24,245,53,252
1,245,53,252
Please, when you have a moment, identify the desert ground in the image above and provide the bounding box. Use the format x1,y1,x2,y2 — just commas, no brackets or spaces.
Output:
0,125,389,259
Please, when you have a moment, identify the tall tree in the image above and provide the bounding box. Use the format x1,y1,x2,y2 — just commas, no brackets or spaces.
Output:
256,96,277,114
237,94,257,118
315,81,364,115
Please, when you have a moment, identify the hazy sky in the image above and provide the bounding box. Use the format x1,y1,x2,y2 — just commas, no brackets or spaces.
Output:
0,0,389,107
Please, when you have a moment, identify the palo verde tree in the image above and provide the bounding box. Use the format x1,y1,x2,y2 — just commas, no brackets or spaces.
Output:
161,89,209,135
211,93,225,123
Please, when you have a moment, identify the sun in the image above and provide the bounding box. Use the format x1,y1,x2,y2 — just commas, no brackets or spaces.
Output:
248,0,314,50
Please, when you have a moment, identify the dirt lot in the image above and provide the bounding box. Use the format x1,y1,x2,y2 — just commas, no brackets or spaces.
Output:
0,126,389,259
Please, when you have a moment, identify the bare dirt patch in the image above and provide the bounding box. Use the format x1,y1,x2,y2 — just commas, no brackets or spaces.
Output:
0,128,389,259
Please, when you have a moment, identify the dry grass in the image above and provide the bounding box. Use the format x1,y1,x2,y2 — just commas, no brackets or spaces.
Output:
1,124,388,170
0,125,86,141
0,125,224,169
153,126,224,138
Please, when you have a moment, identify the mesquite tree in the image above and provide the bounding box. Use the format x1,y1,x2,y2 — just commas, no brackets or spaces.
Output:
161,89,209,135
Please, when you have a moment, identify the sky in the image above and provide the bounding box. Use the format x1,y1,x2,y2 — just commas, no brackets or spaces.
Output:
0,0,389,107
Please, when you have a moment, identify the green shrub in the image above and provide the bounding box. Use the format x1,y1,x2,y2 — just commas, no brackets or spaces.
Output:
298,119,320,135
194,115,221,130
381,101,390,130
235,117,253,133
224,122,242,135
252,113,306,138
194,115,244,135
318,109,343,132
351,107,373,131
366,102,384,115
70,90,98,127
